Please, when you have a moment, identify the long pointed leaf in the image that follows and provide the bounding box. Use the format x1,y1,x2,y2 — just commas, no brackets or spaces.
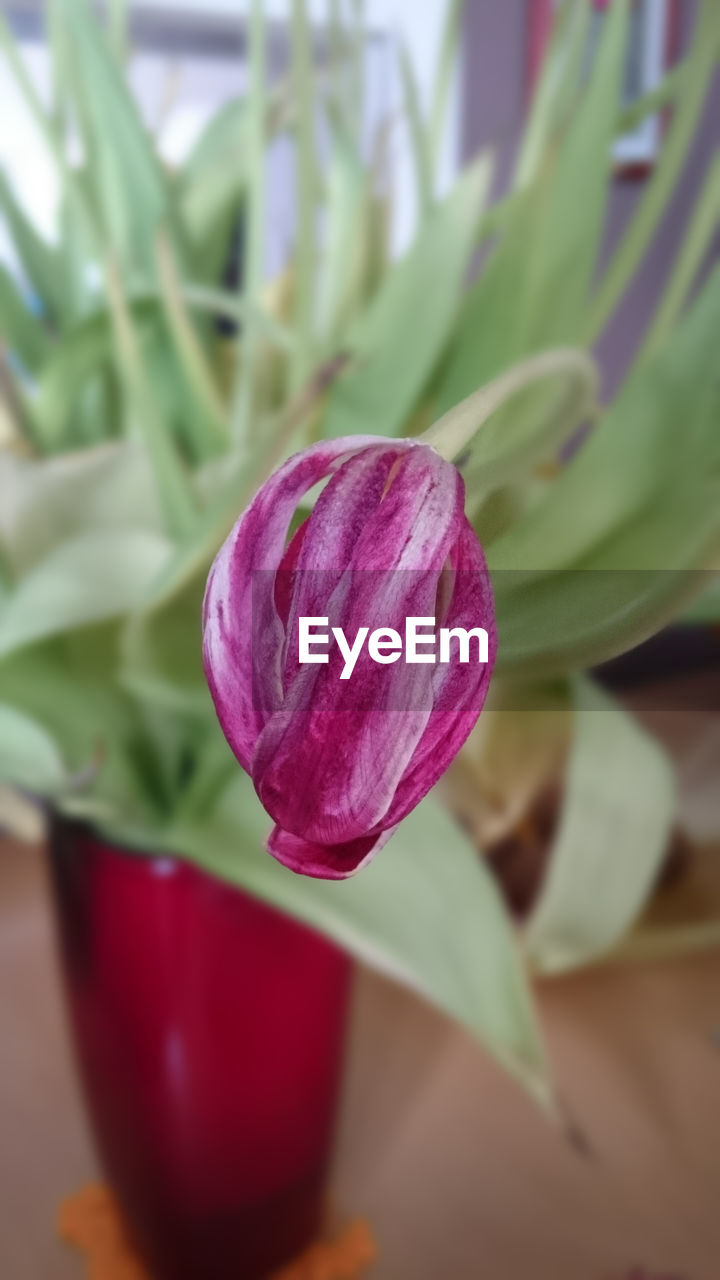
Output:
585,0,720,341
323,154,493,439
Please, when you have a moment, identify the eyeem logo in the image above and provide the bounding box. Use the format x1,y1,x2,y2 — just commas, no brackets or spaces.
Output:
299,616,490,681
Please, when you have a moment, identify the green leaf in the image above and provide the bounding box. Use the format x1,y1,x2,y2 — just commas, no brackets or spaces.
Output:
585,0,720,342
180,283,294,351
489,271,720,675
615,60,686,137
0,169,67,324
104,263,197,538
494,566,720,682
489,268,720,578
53,0,169,273
322,155,493,439
517,0,629,350
0,11,97,250
108,0,129,64
289,0,319,392
111,779,552,1106
513,0,590,190
428,0,466,175
119,574,210,716
154,234,229,458
0,441,164,576
435,0,626,415
0,701,66,792
524,678,675,973
32,300,154,448
681,576,720,623
398,39,433,218
0,638,160,822
318,116,370,342
0,529,174,659
0,262,53,372
181,97,247,243
431,177,550,414
422,347,598,495
636,150,720,366
231,0,269,443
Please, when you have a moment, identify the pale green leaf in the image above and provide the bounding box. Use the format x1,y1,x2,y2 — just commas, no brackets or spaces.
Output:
487,273,720,676
516,0,629,351
0,262,52,372
119,574,209,716
0,639,161,821
431,178,549,415
513,0,590,190
422,347,598,496
615,59,686,137
398,40,433,218
231,0,268,442
53,0,169,272
0,168,67,323
318,116,370,342
489,268,720,578
289,0,319,392
0,442,164,576
585,0,720,342
636,149,720,365
681,576,720,623
154,234,228,457
435,0,625,416
524,678,675,973
322,154,493,439
0,530,174,659
428,0,465,174
104,263,197,538
0,701,66,792
32,300,155,448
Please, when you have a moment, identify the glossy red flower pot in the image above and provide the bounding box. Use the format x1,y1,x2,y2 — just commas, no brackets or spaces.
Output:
48,821,351,1280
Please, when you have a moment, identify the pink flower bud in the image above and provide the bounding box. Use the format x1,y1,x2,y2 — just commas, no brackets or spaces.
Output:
203,438,496,879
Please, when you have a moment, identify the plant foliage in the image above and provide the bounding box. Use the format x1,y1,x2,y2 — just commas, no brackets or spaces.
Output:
0,0,718,1099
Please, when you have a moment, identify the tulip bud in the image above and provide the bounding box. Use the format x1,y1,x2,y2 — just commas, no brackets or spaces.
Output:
203,437,496,879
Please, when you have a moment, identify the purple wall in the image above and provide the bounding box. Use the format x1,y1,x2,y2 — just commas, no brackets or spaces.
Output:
461,0,720,395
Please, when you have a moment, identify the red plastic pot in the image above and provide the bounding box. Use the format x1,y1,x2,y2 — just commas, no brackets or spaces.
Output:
48,821,351,1280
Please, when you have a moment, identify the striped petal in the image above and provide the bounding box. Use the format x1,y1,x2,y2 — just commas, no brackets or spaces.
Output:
203,437,381,770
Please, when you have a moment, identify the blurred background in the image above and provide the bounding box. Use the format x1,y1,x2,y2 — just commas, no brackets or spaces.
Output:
0,1,719,1278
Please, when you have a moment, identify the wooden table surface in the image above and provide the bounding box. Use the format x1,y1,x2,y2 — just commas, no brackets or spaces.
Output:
1,693,720,1279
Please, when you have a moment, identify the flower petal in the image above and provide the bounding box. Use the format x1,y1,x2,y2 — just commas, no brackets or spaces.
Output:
203,437,380,770
382,518,497,827
267,822,396,880
348,444,465,573
252,446,474,846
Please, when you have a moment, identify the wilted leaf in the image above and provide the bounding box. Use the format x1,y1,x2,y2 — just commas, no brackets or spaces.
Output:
523,677,675,973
